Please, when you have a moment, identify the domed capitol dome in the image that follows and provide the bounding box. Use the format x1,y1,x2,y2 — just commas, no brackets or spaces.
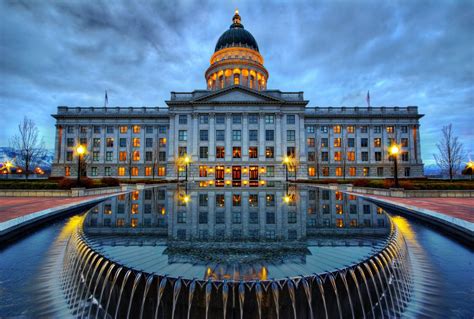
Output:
214,10,259,52
205,10,268,91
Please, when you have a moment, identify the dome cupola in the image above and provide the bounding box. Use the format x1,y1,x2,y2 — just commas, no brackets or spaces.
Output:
205,10,268,91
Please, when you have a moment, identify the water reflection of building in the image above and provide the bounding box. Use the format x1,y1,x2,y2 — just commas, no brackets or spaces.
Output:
84,186,388,240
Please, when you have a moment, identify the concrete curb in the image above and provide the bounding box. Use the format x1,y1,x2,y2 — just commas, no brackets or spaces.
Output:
0,192,127,242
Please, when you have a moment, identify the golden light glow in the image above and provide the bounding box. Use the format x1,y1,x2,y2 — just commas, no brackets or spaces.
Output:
76,145,85,155
283,156,290,164
183,195,190,203
161,207,166,215
260,266,268,280
467,160,474,168
243,180,248,185
184,155,190,164
260,180,265,185
226,180,231,185
5,161,13,169
235,9,239,15
226,167,231,173
389,145,400,155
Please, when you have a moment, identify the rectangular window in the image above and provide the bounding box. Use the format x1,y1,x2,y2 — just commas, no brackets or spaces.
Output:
401,138,409,147
159,151,166,161
265,115,274,124
232,147,241,158
363,167,370,176
401,126,408,133
200,130,208,141
232,130,241,141
216,146,225,158
377,167,384,176
386,126,394,133
215,114,225,124
402,152,409,161
200,146,208,159
119,138,127,148
249,167,259,181
200,114,209,124
133,138,140,147
334,138,341,147
347,125,355,133
361,138,368,147
375,152,382,161
146,138,153,148
249,130,258,141
118,167,126,176
322,167,329,176
348,138,355,147
333,125,341,134
334,151,341,161
65,166,71,176
287,147,295,156
178,147,187,156
179,115,187,124
199,166,208,177
131,167,139,176
308,166,316,176
145,167,152,176
133,125,140,133
232,114,242,124
266,212,275,224
404,167,411,177
266,166,275,177
248,114,258,124
93,151,99,161
199,211,208,224
216,130,225,141
120,126,128,134
106,151,113,161
322,152,328,161
66,151,73,161
287,115,295,124
374,138,381,147
288,211,297,223
178,130,187,141
104,167,111,176
306,125,315,133
287,130,295,141
106,138,114,147
361,126,368,133
265,130,274,141
265,147,274,159
374,126,382,133
321,126,328,133
216,194,225,207
145,151,152,161
321,138,328,147
79,138,87,146
158,126,166,134
158,166,166,176
66,138,74,147
307,138,315,147
335,167,343,176
80,126,88,133
349,167,356,176
93,138,100,148
249,147,258,158
347,151,355,161
361,152,369,162
133,151,140,161
146,126,154,134
67,126,74,134
307,151,315,161
106,126,114,134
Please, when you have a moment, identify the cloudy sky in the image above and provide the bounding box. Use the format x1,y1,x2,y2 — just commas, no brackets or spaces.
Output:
0,0,472,165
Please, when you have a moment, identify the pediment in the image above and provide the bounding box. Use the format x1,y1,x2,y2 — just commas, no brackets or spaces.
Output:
192,87,283,103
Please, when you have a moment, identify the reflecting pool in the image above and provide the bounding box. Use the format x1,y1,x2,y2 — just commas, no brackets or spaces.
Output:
0,184,473,318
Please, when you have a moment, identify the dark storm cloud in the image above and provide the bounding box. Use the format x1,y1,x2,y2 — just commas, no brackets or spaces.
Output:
0,0,473,164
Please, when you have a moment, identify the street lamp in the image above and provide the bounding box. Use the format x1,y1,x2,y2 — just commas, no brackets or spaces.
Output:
76,144,85,183
184,155,191,182
389,144,400,188
283,156,290,182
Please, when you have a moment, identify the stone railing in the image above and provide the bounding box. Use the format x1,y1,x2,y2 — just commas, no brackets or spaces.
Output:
0,185,128,198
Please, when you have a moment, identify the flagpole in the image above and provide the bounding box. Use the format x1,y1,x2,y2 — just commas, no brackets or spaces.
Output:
104,90,108,108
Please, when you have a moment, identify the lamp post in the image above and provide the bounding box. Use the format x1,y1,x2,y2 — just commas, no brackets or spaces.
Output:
184,155,190,182
76,145,85,183
283,156,290,182
389,145,400,188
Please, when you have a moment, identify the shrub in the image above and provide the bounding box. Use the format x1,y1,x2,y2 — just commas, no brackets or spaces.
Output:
352,179,369,187
100,177,120,187
58,177,95,189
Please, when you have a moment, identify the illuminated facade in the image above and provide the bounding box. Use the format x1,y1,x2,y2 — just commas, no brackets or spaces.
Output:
51,11,424,181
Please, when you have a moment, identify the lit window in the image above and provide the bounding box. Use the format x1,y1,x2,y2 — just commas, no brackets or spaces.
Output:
133,138,140,147
336,218,344,228
347,126,355,133
334,138,341,147
133,125,140,133
234,74,240,85
335,167,343,176
199,166,208,177
133,151,140,161
120,126,128,134
336,204,343,214
131,218,138,228
131,203,139,214
349,167,356,176
333,125,341,134
132,191,139,200
119,152,127,161
265,147,274,159
334,151,341,161
347,151,355,161
322,167,329,176
216,146,225,159
145,167,152,176
118,167,126,176
65,166,70,176
386,126,394,133
308,166,316,176
233,147,241,158
131,167,139,176
363,167,370,176
249,147,258,158
374,138,381,147
335,191,343,200
158,166,166,176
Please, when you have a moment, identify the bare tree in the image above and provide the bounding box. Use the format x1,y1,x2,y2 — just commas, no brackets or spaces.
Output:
434,124,465,181
10,116,46,180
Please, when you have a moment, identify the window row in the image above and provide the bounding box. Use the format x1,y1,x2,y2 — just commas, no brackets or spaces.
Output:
66,137,167,148
305,125,409,134
307,137,410,148
178,114,295,125
66,125,167,134
307,151,410,162
307,166,411,177
64,166,166,177
66,150,167,162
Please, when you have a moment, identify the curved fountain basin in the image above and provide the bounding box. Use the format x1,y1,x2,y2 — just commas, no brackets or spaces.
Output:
59,185,413,318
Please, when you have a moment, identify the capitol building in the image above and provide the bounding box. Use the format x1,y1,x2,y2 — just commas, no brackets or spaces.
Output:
52,11,424,184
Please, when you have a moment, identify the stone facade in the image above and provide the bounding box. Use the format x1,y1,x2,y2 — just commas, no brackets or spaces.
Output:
51,12,424,181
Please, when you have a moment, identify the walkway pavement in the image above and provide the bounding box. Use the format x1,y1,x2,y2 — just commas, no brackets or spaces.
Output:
0,196,102,223
364,196,474,223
